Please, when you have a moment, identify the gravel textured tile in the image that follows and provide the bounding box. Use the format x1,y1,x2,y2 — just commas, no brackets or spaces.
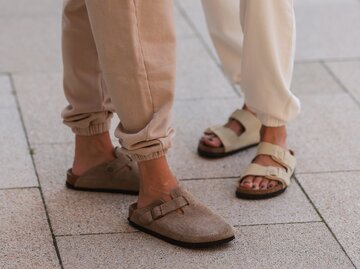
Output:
298,172,360,268
32,143,137,236
326,60,360,103
183,178,320,226
0,108,38,188
57,222,353,269
0,17,61,73
295,0,360,60
288,92,360,173
0,0,61,17
0,188,60,269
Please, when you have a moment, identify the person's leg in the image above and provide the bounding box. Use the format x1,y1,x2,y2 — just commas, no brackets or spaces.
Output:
82,0,234,246
83,0,178,206
238,0,300,191
62,0,115,176
200,0,255,150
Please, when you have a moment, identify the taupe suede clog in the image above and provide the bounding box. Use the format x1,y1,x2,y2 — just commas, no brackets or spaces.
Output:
66,147,139,194
198,109,261,158
128,186,235,248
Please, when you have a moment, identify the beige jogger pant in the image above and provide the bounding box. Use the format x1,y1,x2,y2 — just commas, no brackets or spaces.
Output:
61,0,176,161
202,0,301,126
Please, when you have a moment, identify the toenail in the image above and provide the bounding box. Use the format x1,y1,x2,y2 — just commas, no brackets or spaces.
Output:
260,185,266,189
252,185,257,189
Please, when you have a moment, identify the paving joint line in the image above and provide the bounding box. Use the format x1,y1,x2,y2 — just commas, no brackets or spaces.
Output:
294,174,357,269
174,1,242,98
55,221,324,238
0,186,39,191
8,73,64,269
321,61,360,108
296,169,360,175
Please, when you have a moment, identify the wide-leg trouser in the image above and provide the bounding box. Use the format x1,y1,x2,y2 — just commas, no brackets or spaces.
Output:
202,0,301,126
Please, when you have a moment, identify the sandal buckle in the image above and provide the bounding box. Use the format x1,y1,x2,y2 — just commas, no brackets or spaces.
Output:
266,167,280,178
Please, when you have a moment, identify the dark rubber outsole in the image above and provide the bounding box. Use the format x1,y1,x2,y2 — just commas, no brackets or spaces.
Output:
197,142,258,159
66,182,139,195
128,219,235,248
235,188,286,200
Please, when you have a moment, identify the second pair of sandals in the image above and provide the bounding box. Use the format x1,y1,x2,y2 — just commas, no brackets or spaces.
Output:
65,109,295,248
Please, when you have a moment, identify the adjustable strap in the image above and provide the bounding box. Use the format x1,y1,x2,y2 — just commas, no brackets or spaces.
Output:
241,163,292,187
139,196,189,224
256,142,296,172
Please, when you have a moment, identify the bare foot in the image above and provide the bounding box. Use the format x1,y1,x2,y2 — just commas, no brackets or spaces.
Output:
72,132,116,176
239,126,288,190
137,157,178,208
200,105,253,148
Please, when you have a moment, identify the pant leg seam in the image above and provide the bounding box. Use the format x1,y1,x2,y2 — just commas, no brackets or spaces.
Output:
132,0,155,142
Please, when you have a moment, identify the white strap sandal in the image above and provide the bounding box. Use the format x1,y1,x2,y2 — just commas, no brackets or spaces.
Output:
198,109,261,158
236,142,296,199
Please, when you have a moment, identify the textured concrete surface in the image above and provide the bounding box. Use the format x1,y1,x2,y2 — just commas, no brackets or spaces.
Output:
1,0,360,268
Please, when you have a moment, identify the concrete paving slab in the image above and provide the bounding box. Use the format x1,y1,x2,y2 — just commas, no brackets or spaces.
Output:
326,60,360,103
291,62,343,96
0,74,16,108
288,92,360,173
0,107,38,188
57,222,354,269
31,143,136,236
183,178,320,226
0,17,61,73
176,36,237,100
0,188,60,269
298,171,360,268
295,0,360,60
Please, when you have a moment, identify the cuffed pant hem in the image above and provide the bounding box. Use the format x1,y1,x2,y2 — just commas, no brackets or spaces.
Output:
256,114,286,127
71,122,111,136
129,150,167,162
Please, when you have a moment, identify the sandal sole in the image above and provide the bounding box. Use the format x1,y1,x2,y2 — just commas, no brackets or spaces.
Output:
66,181,139,195
128,219,235,248
235,188,286,200
197,142,259,159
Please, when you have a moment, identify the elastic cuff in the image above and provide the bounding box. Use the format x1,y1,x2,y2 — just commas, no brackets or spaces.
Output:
130,150,168,162
72,122,111,136
256,114,286,127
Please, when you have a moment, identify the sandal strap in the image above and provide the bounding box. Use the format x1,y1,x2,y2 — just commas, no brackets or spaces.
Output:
241,163,292,187
205,109,261,152
230,109,261,132
256,142,296,172
139,196,189,224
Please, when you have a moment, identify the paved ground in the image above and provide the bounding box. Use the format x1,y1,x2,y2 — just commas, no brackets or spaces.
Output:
1,1,360,268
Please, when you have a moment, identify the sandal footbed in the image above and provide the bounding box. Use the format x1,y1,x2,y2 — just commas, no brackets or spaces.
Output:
66,181,139,195
197,140,258,158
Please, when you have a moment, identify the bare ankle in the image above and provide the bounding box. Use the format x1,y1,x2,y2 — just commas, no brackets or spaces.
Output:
72,132,115,175
137,157,178,208
260,126,287,147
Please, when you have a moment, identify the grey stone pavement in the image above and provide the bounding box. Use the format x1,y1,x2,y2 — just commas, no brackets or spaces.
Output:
1,0,360,268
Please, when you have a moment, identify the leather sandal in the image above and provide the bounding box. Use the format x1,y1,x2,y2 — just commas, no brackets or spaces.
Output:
128,186,235,248
236,142,296,200
198,109,261,158
66,147,139,195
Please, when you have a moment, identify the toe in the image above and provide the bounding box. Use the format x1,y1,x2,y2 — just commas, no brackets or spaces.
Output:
202,134,222,148
240,176,254,189
268,180,279,189
252,177,262,190
259,178,270,190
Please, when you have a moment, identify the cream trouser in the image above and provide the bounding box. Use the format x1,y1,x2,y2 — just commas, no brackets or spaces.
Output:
202,0,301,126
61,0,176,161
